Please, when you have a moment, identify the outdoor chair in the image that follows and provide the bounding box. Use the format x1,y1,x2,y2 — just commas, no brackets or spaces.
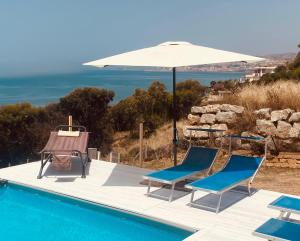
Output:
143,146,219,202
186,135,267,213
269,195,300,219
37,125,89,179
253,195,300,241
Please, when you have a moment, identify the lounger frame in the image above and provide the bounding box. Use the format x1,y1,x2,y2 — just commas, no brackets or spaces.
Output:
144,146,220,202
37,125,89,179
187,135,267,213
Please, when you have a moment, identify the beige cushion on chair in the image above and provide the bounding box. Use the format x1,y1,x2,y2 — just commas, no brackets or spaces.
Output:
57,130,80,137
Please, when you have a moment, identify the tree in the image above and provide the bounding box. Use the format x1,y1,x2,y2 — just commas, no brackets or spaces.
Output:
0,103,45,167
176,80,206,118
58,88,115,153
111,96,139,131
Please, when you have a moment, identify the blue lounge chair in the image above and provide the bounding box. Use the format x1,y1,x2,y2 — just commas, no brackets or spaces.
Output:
143,146,219,202
253,218,300,241
269,195,300,219
253,196,300,240
186,154,265,212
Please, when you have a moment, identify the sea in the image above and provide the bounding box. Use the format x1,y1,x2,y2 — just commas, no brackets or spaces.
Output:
0,69,244,106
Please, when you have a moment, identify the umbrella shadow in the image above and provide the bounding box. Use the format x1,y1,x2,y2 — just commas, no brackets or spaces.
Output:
101,164,146,187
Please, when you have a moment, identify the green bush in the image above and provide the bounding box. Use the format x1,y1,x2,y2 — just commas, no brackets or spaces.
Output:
57,88,115,154
111,79,207,136
111,81,172,136
0,103,45,167
176,80,206,118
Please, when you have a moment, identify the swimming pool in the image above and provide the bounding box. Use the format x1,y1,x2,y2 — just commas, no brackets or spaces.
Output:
0,181,193,241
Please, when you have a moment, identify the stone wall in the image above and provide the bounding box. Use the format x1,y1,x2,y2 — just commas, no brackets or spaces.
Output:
265,153,300,169
183,104,300,168
184,104,244,138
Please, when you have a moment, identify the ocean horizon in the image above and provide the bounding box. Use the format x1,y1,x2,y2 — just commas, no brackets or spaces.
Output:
0,69,243,106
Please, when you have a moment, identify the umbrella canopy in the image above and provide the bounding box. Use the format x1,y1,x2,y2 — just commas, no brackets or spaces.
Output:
83,41,264,68
83,41,264,166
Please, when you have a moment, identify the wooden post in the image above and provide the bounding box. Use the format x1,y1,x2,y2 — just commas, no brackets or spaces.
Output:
145,143,148,159
139,122,143,167
68,115,72,131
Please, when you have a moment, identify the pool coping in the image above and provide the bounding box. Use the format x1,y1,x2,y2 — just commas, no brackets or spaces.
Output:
2,179,198,234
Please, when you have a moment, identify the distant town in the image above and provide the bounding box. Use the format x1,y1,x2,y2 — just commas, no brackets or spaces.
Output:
179,52,296,72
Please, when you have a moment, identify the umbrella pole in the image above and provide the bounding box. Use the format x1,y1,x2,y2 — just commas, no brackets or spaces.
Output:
172,67,177,166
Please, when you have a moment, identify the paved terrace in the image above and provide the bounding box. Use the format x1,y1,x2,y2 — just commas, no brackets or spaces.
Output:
0,160,298,241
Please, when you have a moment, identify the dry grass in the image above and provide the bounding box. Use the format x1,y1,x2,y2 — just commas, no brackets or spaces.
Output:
254,167,300,195
222,80,300,111
111,121,187,167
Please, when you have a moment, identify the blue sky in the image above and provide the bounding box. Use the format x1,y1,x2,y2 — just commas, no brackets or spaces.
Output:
0,0,299,77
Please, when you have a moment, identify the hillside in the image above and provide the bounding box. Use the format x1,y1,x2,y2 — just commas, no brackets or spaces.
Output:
180,52,297,72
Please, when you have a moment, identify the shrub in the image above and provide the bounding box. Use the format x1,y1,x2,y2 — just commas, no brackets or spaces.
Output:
111,81,172,136
0,103,45,167
57,88,115,154
176,80,206,118
111,80,207,136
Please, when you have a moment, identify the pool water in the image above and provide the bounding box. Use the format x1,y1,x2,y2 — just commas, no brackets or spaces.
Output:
0,182,192,241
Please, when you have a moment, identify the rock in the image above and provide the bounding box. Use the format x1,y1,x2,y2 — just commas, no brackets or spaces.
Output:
276,121,292,139
289,122,300,138
183,125,210,139
191,104,220,114
191,106,206,114
215,111,237,124
211,123,228,131
204,104,221,113
211,124,228,137
265,136,277,151
241,143,252,150
187,114,201,125
289,112,300,122
230,138,242,148
220,104,245,114
271,109,294,122
200,114,216,124
278,139,300,151
254,108,271,119
256,119,276,136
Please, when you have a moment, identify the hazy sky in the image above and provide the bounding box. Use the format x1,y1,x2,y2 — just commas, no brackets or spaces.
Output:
0,0,299,77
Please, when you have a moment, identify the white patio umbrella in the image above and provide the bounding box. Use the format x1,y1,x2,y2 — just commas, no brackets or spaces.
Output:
83,41,264,165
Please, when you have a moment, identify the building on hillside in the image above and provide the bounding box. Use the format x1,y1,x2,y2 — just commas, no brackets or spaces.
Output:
241,66,276,82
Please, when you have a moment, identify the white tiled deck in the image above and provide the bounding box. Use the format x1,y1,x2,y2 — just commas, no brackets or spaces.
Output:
0,160,298,241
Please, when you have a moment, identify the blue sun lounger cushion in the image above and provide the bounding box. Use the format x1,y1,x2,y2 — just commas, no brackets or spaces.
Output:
253,218,300,241
143,146,219,202
186,155,265,212
269,195,300,217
